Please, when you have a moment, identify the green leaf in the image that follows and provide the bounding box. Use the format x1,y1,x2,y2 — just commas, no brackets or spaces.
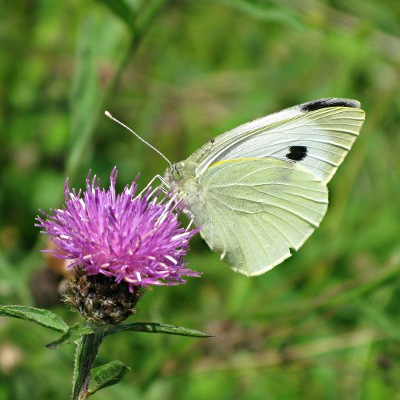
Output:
0,305,68,333
107,322,214,338
96,0,136,32
46,324,94,349
88,360,130,396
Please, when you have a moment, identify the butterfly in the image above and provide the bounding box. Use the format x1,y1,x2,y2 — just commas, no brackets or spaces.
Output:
164,98,365,276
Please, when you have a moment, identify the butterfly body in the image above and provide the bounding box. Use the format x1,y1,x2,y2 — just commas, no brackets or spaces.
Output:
164,98,365,276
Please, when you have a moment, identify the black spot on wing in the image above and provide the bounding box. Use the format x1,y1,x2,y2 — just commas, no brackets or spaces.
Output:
300,98,360,112
286,146,307,161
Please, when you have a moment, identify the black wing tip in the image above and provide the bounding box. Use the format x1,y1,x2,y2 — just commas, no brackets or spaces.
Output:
300,98,361,112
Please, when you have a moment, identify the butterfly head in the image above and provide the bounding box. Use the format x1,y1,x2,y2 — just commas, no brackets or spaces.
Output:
164,160,199,203
165,162,184,182
165,161,197,182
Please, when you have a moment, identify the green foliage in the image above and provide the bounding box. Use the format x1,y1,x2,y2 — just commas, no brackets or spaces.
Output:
46,324,94,349
1,0,400,399
0,305,68,333
89,360,130,396
96,0,137,32
107,322,213,337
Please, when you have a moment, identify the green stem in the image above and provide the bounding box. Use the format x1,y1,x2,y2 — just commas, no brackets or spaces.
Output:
71,326,106,400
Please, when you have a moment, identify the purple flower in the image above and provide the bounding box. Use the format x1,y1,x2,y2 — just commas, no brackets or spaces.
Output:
36,168,200,292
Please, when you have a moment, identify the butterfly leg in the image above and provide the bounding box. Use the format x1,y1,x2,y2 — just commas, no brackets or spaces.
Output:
138,174,168,198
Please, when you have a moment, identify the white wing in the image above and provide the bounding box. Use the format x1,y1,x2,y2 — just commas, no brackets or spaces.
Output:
185,158,329,276
190,98,365,184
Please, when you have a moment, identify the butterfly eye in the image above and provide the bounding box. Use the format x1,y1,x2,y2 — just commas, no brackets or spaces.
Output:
286,146,308,161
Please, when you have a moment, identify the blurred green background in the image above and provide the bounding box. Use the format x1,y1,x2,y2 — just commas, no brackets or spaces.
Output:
1,0,400,399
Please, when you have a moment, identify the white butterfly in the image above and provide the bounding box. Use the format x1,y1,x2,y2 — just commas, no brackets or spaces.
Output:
164,98,365,276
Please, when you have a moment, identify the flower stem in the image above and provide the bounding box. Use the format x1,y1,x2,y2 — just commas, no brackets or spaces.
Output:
71,326,106,400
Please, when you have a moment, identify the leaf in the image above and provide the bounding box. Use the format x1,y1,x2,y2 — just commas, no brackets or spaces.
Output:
46,324,94,349
88,360,130,396
0,305,68,333
107,322,214,338
96,0,136,32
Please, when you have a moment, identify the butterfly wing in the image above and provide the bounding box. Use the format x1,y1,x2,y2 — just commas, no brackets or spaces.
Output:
185,157,328,276
190,98,365,185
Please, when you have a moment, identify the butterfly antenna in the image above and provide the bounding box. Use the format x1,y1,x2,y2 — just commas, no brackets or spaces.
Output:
105,111,172,167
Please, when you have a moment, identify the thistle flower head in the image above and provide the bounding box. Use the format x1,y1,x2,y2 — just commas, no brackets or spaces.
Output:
36,168,200,293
